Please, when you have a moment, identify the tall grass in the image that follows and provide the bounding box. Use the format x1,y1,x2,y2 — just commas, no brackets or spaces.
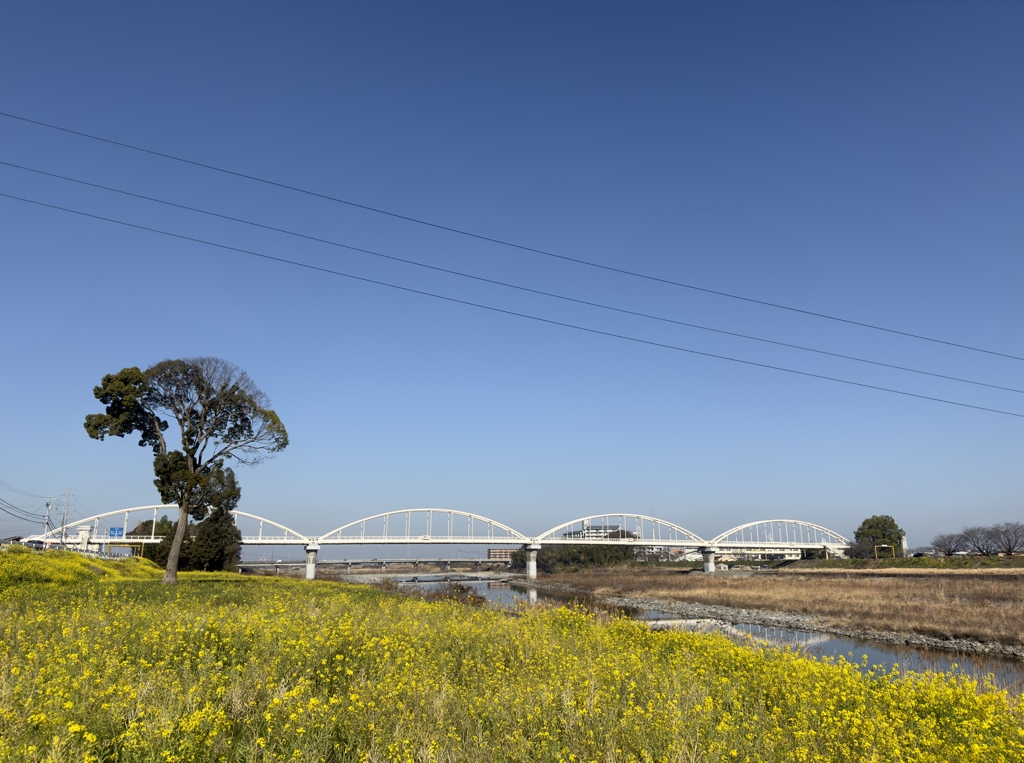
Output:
1,552,1022,762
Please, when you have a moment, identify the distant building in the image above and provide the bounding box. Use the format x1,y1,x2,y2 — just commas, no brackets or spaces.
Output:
562,518,632,540
488,548,516,561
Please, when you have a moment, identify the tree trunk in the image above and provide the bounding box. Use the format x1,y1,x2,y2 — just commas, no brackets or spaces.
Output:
162,503,190,585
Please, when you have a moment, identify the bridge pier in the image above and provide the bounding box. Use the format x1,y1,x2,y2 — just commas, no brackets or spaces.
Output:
701,547,719,574
525,544,541,581
304,543,319,580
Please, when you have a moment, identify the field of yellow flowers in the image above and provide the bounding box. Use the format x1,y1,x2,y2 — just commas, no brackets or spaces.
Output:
2,548,1023,762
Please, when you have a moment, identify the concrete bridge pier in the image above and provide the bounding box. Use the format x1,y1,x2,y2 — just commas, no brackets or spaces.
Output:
701,547,719,574
525,543,541,581
304,543,320,580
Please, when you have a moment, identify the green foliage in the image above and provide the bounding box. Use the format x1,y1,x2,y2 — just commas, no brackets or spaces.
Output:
83,366,168,452
190,507,242,572
853,514,905,558
127,515,175,563
152,455,240,521
84,357,287,584
146,509,242,572
511,544,634,573
127,514,174,537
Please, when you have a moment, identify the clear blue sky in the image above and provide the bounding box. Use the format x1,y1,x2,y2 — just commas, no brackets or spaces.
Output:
1,2,1022,548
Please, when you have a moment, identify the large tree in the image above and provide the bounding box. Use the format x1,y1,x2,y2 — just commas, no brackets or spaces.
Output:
931,531,967,556
960,524,998,556
989,522,1024,556
85,357,287,584
853,514,905,558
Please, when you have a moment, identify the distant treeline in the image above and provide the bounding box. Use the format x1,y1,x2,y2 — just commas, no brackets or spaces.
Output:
932,522,1024,556
509,544,634,573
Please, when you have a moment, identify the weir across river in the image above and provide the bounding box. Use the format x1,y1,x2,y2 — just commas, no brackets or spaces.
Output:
23,506,852,580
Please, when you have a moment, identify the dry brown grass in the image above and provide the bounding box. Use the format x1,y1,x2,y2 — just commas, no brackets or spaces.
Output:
543,568,1024,646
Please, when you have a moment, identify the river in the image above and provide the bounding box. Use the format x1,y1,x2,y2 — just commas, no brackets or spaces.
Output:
397,577,1024,695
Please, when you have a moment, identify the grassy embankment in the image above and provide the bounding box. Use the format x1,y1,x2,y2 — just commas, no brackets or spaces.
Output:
2,547,1024,762
542,563,1024,646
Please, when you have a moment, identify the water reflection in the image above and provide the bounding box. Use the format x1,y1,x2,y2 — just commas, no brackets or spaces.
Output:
404,579,1024,695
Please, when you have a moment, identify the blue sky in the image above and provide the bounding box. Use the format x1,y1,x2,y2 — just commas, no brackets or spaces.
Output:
1,2,1022,548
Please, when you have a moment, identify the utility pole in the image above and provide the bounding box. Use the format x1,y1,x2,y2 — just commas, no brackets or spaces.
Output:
43,499,52,539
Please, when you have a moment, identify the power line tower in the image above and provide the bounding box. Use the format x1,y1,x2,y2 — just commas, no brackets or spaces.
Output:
57,489,75,548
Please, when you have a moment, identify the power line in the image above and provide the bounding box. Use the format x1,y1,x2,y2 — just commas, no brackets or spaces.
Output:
3,190,1022,421
0,497,46,522
2,110,1021,363
4,160,1022,397
0,477,49,499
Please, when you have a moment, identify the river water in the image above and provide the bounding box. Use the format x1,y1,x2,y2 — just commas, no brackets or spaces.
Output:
398,577,1024,695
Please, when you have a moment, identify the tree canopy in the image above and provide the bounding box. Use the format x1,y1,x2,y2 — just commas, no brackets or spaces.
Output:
85,357,287,583
852,514,905,557
144,508,244,572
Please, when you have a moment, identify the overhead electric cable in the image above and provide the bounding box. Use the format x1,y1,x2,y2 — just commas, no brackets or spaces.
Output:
0,497,46,522
2,110,1021,363
4,160,1021,396
0,477,49,499
2,190,1022,421
0,502,43,521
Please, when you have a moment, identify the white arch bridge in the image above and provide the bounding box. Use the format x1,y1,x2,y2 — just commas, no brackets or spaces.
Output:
23,507,851,580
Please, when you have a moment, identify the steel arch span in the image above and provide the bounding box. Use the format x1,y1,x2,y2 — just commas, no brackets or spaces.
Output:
535,514,706,547
22,506,310,547
710,519,851,549
317,508,530,545
24,505,178,546
231,511,310,545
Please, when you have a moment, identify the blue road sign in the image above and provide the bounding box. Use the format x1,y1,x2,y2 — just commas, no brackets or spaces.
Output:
108,527,124,539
